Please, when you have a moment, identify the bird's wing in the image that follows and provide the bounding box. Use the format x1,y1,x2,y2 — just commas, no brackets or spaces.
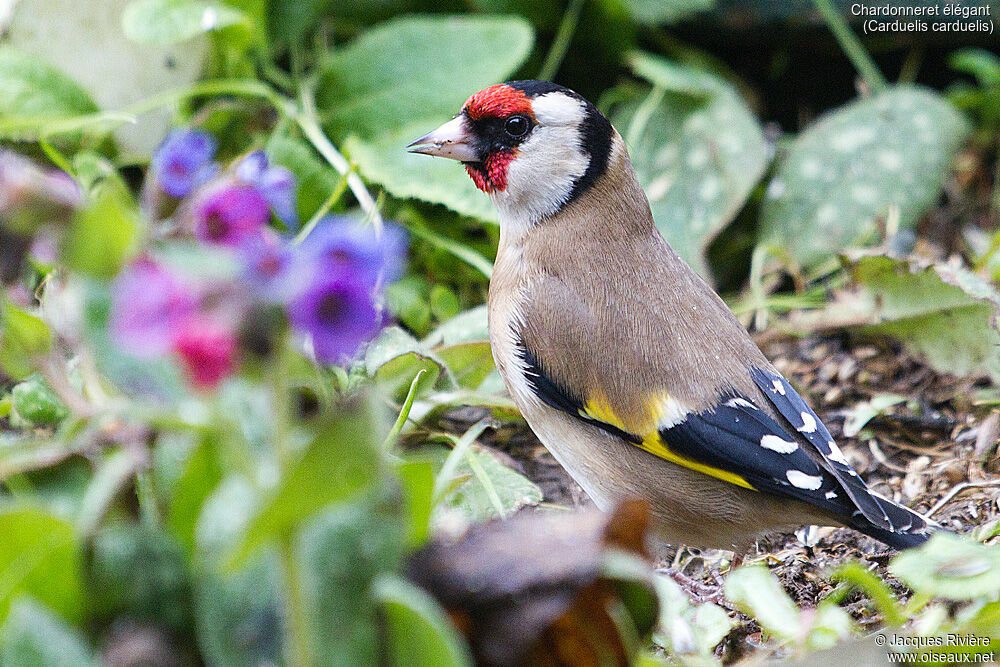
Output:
517,341,854,516
748,366,892,528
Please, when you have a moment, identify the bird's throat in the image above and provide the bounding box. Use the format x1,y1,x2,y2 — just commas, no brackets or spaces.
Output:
465,151,515,193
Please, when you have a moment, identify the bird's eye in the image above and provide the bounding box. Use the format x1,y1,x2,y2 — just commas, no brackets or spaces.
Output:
504,115,530,138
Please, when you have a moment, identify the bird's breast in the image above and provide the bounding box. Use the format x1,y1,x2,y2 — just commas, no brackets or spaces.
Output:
487,242,539,412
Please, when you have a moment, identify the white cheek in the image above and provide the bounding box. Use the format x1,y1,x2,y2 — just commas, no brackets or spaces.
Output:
494,125,588,231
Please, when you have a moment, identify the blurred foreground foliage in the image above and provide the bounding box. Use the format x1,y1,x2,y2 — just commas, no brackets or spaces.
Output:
1,0,1000,665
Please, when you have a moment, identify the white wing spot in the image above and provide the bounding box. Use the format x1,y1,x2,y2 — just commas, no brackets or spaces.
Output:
726,397,759,411
787,470,823,490
771,379,785,395
761,435,798,453
654,394,690,429
827,440,850,465
798,411,817,434
825,490,838,500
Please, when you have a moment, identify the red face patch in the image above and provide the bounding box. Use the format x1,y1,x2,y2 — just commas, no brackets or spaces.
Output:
463,84,534,121
466,150,516,193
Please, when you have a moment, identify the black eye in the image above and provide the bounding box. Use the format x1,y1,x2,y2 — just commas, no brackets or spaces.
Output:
504,115,530,138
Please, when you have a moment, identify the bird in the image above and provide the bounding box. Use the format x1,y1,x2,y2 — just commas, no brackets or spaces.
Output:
408,80,935,554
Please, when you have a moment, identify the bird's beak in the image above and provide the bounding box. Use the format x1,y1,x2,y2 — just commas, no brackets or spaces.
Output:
407,115,479,161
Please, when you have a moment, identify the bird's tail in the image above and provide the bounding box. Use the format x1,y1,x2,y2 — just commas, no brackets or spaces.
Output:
849,493,938,550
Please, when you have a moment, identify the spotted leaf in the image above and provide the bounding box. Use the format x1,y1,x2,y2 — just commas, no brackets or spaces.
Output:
759,85,969,269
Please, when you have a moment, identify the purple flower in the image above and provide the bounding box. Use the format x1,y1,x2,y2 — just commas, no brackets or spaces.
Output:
298,217,407,286
239,232,296,301
236,151,297,226
193,181,270,248
151,129,218,198
287,270,381,363
110,259,197,357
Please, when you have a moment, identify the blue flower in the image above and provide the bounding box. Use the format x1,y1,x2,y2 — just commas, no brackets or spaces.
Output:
297,217,407,287
236,151,298,227
287,270,381,364
151,129,218,198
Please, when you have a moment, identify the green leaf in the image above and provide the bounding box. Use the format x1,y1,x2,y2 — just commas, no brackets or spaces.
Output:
950,48,1000,88
759,86,970,269
265,134,339,224
425,444,542,523
167,435,223,557
0,47,98,126
396,460,435,548
724,564,799,642
890,532,1000,600
842,254,1000,383
828,561,904,626
6,0,208,156
622,0,714,25
318,15,533,141
0,599,95,667
373,573,473,667
10,375,68,427
435,342,495,390
89,525,193,632
611,52,768,278
346,127,498,223
226,397,382,568
299,491,406,666
122,0,247,45
0,300,51,381
63,180,143,280
841,393,907,438
400,219,495,278
75,448,138,537
601,551,660,638
430,285,461,322
365,327,443,400
194,477,282,666
267,0,327,46
0,507,83,626
423,306,489,348
652,573,730,657
806,602,852,652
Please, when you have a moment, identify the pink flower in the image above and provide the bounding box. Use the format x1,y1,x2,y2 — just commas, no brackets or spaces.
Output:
172,317,237,389
110,259,197,358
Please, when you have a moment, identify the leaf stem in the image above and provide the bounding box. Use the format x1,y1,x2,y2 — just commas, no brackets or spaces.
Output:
296,84,383,230
432,418,492,506
539,0,587,81
811,0,887,93
135,470,160,528
293,171,350,244
383,369,426,448
279,533,312,667
399,216,493,278
272,333,294,473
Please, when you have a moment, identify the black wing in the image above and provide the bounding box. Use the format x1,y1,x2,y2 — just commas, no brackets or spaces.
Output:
750,366,893,529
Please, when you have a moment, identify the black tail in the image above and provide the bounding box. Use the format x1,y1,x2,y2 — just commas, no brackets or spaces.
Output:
849,493,938,550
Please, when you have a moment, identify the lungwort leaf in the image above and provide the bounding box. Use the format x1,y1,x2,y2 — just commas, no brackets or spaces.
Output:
759,86,969,268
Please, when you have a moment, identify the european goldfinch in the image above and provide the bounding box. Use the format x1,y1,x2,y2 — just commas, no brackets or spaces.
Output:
408,81,934,552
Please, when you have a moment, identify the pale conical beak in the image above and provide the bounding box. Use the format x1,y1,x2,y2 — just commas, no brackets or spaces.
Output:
407,115,479,161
